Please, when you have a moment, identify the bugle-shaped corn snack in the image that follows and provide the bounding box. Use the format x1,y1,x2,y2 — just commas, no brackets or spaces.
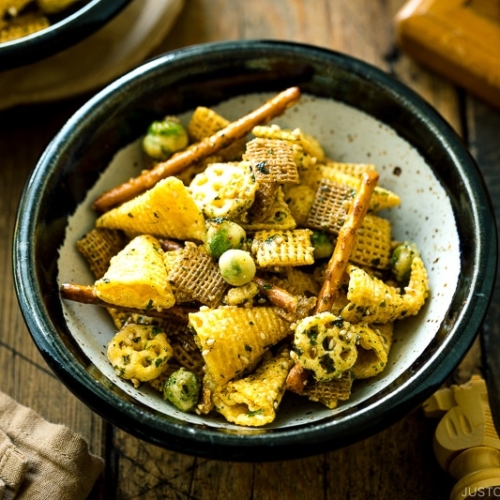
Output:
189,306,291,383
341,257,429,323
96,177,206,242
213,348,295,426
352,322,393,379
95,234,175,311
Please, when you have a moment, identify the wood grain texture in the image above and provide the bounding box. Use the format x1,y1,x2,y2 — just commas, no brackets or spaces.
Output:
466,95,500,437
395,0,500,109
0,1,498,499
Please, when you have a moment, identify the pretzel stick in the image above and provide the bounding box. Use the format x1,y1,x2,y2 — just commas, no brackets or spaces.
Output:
60,283,194,323
286,362,309,394
313,170,379,314
253,277,298,313
92,86,302,212
159,238,183,252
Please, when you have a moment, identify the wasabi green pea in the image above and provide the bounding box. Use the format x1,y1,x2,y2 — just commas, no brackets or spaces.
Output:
391,241,420,284
142,116,188,161
219,249,256,286
204,219,247,259
163,367,200,412
310,230,334,259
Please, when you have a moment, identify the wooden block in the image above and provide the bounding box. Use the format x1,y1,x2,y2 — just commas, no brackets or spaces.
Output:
395,0,500,109
431,375,500,470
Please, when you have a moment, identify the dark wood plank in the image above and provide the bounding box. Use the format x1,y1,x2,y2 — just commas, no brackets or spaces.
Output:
0,1,487,499
466,96,500,429
0,99,105,456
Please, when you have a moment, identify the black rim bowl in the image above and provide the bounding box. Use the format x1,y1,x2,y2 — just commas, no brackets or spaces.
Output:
13,40,497,461
0,0,132,70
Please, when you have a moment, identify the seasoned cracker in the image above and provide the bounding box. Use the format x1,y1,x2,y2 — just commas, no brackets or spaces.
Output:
187,106,231,141
314,171,379,314
186,107,246,161
302,164,400,212
169,324,205,377
293,312,358,381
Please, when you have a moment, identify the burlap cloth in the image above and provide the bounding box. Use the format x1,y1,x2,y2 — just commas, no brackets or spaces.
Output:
0,391,103,500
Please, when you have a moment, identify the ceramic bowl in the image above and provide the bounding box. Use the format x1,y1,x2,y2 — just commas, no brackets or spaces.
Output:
0,0,132,69
13,40,497,461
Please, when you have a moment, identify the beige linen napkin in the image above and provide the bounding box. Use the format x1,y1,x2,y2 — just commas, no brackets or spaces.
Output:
0,391,103,500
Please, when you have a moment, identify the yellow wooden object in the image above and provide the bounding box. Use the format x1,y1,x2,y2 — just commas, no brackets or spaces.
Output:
395,0,500,109
424,375,500,499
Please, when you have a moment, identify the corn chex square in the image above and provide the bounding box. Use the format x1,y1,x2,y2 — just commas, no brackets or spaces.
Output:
187,106,230,141
76,227,127,279
252,124,325,161
250,229,314,267
350,214,392,269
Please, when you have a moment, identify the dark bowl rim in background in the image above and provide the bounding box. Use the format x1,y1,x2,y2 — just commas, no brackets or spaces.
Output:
0,0,133,70
12,40,497,461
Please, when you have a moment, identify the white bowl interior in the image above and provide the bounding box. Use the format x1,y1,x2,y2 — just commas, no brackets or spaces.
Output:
58,92,460,430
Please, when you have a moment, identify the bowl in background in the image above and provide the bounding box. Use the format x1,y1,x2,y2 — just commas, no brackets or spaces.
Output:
0,0,133,69
13,40,497,461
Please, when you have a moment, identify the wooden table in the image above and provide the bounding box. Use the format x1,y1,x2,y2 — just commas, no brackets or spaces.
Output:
1,1,499,498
